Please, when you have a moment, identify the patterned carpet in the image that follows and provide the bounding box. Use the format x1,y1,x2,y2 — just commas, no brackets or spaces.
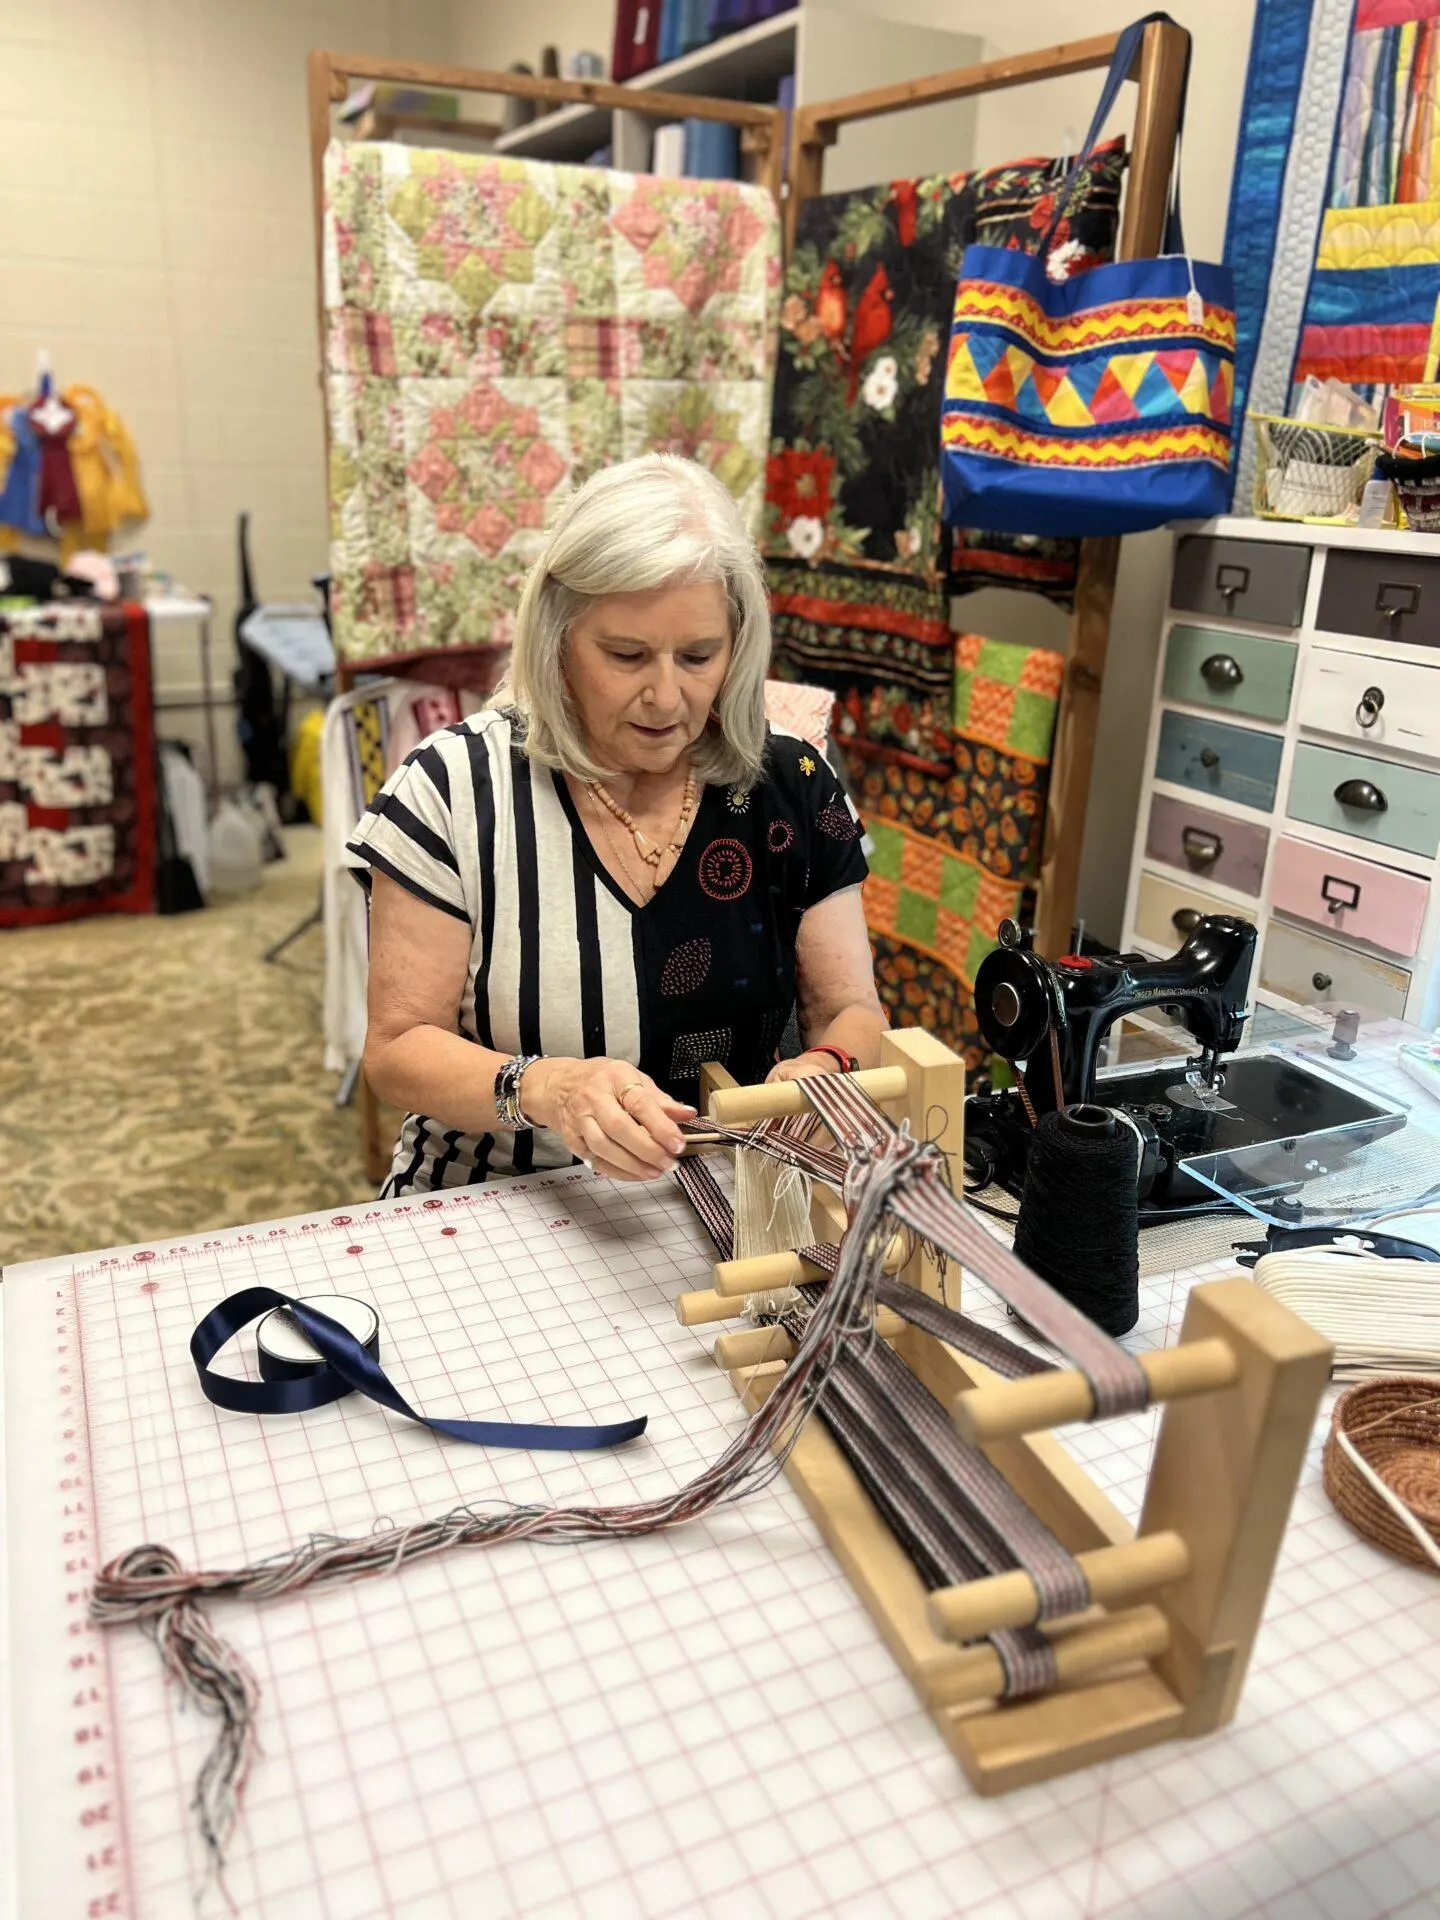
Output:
0,828,376,1270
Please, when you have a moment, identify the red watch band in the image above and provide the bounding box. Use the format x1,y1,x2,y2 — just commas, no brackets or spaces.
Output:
806,1043,858,1074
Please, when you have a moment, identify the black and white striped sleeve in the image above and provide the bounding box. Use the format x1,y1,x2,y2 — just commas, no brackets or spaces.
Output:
345,739,471,924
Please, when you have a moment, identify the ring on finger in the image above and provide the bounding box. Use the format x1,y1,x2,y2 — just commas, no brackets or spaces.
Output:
618,1082,646,1115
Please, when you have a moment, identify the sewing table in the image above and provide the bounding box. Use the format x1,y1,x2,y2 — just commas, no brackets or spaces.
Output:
1,1169,1437,1920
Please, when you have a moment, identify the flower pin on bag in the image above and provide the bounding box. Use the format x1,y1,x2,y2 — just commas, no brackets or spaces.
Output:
940,14,1236,538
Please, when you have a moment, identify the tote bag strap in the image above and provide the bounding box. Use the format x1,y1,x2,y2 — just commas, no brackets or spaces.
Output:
1043,11,1191,258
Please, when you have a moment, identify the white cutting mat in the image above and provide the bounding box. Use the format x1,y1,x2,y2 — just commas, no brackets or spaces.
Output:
4,1167,1440,1920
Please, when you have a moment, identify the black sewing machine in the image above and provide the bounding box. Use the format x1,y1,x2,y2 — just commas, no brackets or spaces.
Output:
964,914,1405,1213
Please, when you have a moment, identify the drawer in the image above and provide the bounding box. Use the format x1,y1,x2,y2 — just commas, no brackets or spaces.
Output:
1155,710,1284,813
1144,793,1269,896
1134,871,1243,951
1171,535,1310,628
1316,548,1440,648
1287,742,1440,859
1269,834,1429,957
1161,624,1297,722
1298,645,1440,762
1260,920,1411,1019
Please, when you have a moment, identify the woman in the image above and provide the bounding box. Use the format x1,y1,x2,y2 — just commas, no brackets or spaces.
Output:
349,454,887,1193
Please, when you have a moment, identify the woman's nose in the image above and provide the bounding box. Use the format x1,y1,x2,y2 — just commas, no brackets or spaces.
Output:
643,658,679,707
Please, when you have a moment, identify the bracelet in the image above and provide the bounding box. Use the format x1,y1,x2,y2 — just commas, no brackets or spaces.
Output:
805,1044,859,1074
494,1053,543,1130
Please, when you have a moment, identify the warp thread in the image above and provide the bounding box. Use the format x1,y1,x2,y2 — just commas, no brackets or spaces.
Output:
1014,1105,1140,1337
90,1122,932,1886
91,1081,1151,1883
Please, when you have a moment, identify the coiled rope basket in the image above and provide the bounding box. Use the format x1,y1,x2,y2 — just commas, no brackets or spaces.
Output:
1323,1378,1440,1571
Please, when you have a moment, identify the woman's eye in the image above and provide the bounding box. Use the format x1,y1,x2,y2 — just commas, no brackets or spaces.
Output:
680,651,718,668
608,651,644,664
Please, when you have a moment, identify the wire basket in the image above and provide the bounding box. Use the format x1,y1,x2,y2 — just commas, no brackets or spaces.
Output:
1250,412,1380,523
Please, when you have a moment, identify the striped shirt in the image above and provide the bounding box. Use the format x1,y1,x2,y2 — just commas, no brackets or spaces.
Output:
346,709,868,1194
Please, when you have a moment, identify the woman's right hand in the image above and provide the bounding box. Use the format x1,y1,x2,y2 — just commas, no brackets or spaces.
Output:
518,1057,696,1182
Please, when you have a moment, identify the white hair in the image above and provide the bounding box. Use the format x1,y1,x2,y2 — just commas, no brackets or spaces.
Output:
499,454,770,787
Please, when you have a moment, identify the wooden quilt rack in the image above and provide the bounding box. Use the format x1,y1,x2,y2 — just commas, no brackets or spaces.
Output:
681,1031,1331,1794
787,22,1190,958
305,29,1188,1179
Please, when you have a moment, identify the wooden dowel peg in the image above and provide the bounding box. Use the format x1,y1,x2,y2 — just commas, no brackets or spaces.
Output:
927,1532,1191,1642
928,1605,1171,1710
729,1358,789,1390
713,1306,907,1371
713,1251,823,1296
951,1339,1240,1445
707,1064,909,1126
713,1326,796,1370
676,1289,745,1327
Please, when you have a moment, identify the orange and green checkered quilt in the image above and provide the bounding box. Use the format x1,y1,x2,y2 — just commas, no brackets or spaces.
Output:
855,633,1062,1064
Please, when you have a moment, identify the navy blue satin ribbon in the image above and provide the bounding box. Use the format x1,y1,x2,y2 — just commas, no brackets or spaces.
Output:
190,1286,648,1451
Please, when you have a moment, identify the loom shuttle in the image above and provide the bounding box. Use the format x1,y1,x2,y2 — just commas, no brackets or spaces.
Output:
950,1338,1240,1442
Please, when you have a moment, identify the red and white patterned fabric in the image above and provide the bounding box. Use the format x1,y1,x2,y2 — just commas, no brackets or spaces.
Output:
0,602,157,925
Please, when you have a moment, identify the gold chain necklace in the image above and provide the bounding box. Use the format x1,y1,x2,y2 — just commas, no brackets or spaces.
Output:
587,768,699,884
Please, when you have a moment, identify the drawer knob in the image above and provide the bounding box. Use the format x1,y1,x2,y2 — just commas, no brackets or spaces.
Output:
1215,563,1250,609
1312,971,1333,993
1321,874,1362,914
1200,652,1244,690
1199,746,1220,769
1356,686,1385,729
1335,778,1388,814
1171,907,1202,934
1376,582,1420,625
1181,825,1223,866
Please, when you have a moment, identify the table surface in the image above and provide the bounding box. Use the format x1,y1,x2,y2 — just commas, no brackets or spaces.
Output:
2,1168,1438,1920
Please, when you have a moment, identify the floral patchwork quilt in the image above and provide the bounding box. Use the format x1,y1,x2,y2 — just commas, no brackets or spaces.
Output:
323,142,780,672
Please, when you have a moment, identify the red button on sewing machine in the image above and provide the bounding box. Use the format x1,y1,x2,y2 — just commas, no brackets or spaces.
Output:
1056,954,1093,969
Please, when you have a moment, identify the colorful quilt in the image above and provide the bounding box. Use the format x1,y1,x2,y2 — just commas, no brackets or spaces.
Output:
856,634,1063,1065
0,603,157,926
764,143,1125,656
323,142,780,673
1229,0,1440,501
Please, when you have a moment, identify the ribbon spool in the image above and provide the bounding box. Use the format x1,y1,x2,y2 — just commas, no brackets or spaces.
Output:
256,1294,379,1392
190,1285,647,1450
1013,1103,1141,1337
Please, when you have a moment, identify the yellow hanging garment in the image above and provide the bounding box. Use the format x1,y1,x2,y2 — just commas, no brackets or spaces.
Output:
63,385,149,553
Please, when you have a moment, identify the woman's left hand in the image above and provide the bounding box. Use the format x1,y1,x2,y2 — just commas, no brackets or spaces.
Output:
765,1050,842,1086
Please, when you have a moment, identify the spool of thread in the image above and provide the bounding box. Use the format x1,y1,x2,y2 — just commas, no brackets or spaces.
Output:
1013,1104,1140,1336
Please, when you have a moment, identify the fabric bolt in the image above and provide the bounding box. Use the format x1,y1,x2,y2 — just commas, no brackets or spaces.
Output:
323,141,780,673
345,711,867,1191
0,602,157,925
1228,0,1440,500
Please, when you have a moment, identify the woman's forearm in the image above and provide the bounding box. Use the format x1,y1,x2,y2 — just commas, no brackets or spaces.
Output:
805,1000,889,1068
364,1025,517,1135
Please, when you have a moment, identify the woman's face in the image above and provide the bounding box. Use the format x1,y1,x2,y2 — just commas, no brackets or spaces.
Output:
565,579,732,777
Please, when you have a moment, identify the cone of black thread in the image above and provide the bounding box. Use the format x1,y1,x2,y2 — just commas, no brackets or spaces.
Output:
1013,1103,1140,1336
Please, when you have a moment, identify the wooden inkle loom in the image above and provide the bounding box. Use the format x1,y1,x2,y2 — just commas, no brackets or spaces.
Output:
676,1029,1333,1794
